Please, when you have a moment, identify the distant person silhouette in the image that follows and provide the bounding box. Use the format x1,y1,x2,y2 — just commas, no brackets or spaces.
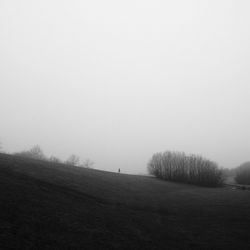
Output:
118,168,120,173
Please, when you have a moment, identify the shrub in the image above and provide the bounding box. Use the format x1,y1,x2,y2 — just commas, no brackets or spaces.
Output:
148,151,223,187
235,162,250,185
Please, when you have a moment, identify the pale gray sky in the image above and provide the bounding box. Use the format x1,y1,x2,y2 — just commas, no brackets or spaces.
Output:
1,0,250,173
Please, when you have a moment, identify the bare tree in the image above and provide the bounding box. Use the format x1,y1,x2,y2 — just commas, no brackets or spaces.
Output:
80,158,94,168
65,154,80,166
29,145,46,160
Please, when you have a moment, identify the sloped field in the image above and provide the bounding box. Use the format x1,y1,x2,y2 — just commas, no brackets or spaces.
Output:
0,153,249,249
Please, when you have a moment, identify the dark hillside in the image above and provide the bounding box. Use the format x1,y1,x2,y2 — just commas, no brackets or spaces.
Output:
0,153,250,249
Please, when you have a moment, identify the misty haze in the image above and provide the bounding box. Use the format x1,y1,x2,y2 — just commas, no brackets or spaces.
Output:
0,1,250,249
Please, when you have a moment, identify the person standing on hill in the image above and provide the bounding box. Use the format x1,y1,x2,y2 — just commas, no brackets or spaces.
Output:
118,168,120,173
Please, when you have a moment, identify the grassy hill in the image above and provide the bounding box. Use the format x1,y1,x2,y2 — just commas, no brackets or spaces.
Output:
0,153,250,249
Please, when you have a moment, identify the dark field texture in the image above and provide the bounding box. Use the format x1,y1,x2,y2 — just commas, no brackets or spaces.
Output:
0,153,250,249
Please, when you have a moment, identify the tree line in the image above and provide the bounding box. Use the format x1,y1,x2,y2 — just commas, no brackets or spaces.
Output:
13,145,94,168
148,151,223,187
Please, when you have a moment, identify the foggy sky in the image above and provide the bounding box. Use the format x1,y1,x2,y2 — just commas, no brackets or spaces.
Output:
1,0,250,173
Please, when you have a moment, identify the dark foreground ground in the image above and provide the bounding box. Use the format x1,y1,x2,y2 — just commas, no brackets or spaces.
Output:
0,153,250,249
